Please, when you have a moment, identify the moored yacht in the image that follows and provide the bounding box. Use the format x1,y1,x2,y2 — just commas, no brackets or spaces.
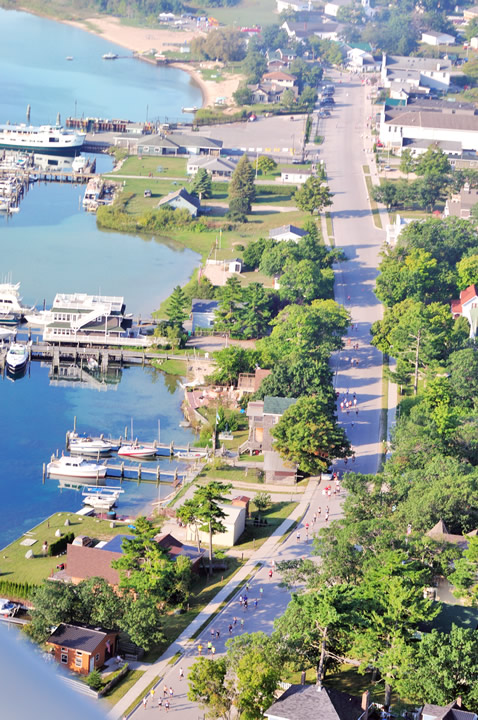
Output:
0,281,29,323
5,343,28,372
47,455,107,479
118,444,157,459
69,435,119,456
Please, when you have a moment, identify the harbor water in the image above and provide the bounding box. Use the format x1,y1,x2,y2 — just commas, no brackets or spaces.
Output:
0,10,203,548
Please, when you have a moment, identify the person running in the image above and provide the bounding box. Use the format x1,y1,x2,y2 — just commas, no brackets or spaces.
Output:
179,667,184,680
211,628,215,639
163,685,168,697
158,698,163,710
244,599,248,610
353,397,357,407
164,700,170,712
254,598,258,608
233,616,238,625
296,531,301,541
241,618,245,628
313,513,317,523
143,696,148,709
228,623,233,633
169,687,174,698
151,688,155,701
211,646,216,655
207,641,212,653
216,629,220,639
198,644,203,655
259,587,264,597
268,569,273,578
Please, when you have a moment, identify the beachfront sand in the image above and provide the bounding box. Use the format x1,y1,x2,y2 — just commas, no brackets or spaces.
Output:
67,17,242,108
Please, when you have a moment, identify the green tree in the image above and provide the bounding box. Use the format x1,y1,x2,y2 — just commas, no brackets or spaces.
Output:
281,88,297,109
280,259,334,304
371,181,401,210
448,348,478,408
227,195,250,222
119,595,164,651
271,395,351,474
240,282,271,339
202,29,246,62
166,285,188,327
86,669,103,690
255,356,333,403
177,498,203,551
187,657,234,720
253,491,271,520
189,481,232,574
28,581,81,642
395,625,478,706
371,299,455,394
243,51,267,83
228,154,256,215
208,346,260,385
191,168,212,200
293,177,333,215
457,253,478,290
399,149,416,178
415,146,451,177
255,156,277,176
465,18,478,42
233,85,253,106
259,299,350,366
214,276,243,335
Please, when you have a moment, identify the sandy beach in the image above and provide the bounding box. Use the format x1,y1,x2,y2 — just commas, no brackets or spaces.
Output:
66,16,242,108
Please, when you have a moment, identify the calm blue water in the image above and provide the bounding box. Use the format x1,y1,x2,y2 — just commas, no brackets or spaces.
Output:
0,8,202,124
0,10,202,548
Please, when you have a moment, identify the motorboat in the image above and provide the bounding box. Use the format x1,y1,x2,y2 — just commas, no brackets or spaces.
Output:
24,309,51,326
66,56,74,61
72,155,88,172
174,450,207,460
47,455,107,479
0,281,29,322
0,598,20,617
69,436,119,456
0,328,15,342
102,52,118,60
6,343,28,372
82,486,123,511
118,444,157,459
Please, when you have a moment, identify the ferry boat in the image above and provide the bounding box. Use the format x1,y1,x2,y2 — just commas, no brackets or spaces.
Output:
5,343,29,372
0,124,85,155
47,455,107,479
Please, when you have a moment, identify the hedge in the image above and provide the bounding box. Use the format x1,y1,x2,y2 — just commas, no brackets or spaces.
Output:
48,532,74,557
0,580,38,601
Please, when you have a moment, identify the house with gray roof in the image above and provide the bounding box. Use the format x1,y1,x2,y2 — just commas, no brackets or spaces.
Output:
137,133,222,157
265,684,370,720
157,187,201,217
187,155,238,178
381,53,461,92
421,699,477,720
269,224,309,242
191,298,219,332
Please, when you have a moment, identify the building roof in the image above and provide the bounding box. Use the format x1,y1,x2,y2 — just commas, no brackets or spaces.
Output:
263,71,296,82
265,684,365,720
157,187,201,210
269,224,308,238
384,110,478,132
426,520,471,550
446,187,478,216
191,298,219,314
66,543,121,585
263,395,297,415
421,30,455,39
254,367,272,391
188,156,237,173
405,97,476,115
384,54,453,73
263,450,297,475
422,701,476,720
247,399,265,418
47,623,115,653
461,284,478,305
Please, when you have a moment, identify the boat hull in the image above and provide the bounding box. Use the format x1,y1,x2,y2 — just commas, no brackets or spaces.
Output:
47,465,107,479
0,143,83,156
118,447,157,459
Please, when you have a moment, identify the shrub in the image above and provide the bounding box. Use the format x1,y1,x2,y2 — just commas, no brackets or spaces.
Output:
48,532,74,557
86,669,103,691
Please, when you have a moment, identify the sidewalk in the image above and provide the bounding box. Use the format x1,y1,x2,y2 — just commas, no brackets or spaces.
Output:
109,478,317,719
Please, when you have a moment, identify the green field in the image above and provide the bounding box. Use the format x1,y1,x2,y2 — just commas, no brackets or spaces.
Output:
191,0,277,27
111,156,188,178
1,512,130,585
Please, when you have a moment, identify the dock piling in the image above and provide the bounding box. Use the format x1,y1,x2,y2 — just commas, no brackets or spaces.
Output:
42,463,46,484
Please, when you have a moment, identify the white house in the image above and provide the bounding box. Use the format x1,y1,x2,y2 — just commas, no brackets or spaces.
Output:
269,224,308,242
381,54,456,92
278,166,314,184
187,503,246,547
421,30,455,46
324,0,353,17
385,214,413,245
276,0,310,12
262,71,296,88
346,46,379,72
451,284,478,338
379,107,478,153
187,155,237,177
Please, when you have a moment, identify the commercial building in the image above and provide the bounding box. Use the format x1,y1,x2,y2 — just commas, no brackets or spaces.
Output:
43,293,128,344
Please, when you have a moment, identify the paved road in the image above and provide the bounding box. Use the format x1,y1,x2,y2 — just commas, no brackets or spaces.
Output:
113,74,387,720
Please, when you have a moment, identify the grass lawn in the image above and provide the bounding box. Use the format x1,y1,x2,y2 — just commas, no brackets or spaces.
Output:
235,500,298,550
194,0,277,29
1,512,129,585
154,358,188,376
363,175,383,229
141,556,246,662
198,466,262,483
102,669,146,706
111,156,188,178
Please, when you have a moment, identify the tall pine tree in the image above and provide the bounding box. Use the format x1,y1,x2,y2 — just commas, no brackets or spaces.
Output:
228,155,256,219
166,285,188,327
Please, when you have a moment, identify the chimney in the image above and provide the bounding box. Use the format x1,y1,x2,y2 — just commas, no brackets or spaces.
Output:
361,691,370,720
436,63,441,71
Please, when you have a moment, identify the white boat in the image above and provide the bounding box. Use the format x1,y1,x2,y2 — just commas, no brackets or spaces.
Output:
6,343,28,372
0,281,29,322
0,124,85,155
82,486,123,511
118,444,157,459
47,455,107,479
0,598,20,617
72,155,88,172
66,56,74,61
175,450,207,460
0,328,15,342
102,52,118,60
69,436,119,455
24,309,51,326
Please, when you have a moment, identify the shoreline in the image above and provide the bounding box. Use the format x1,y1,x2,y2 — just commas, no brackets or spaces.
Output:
61,15,241,109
